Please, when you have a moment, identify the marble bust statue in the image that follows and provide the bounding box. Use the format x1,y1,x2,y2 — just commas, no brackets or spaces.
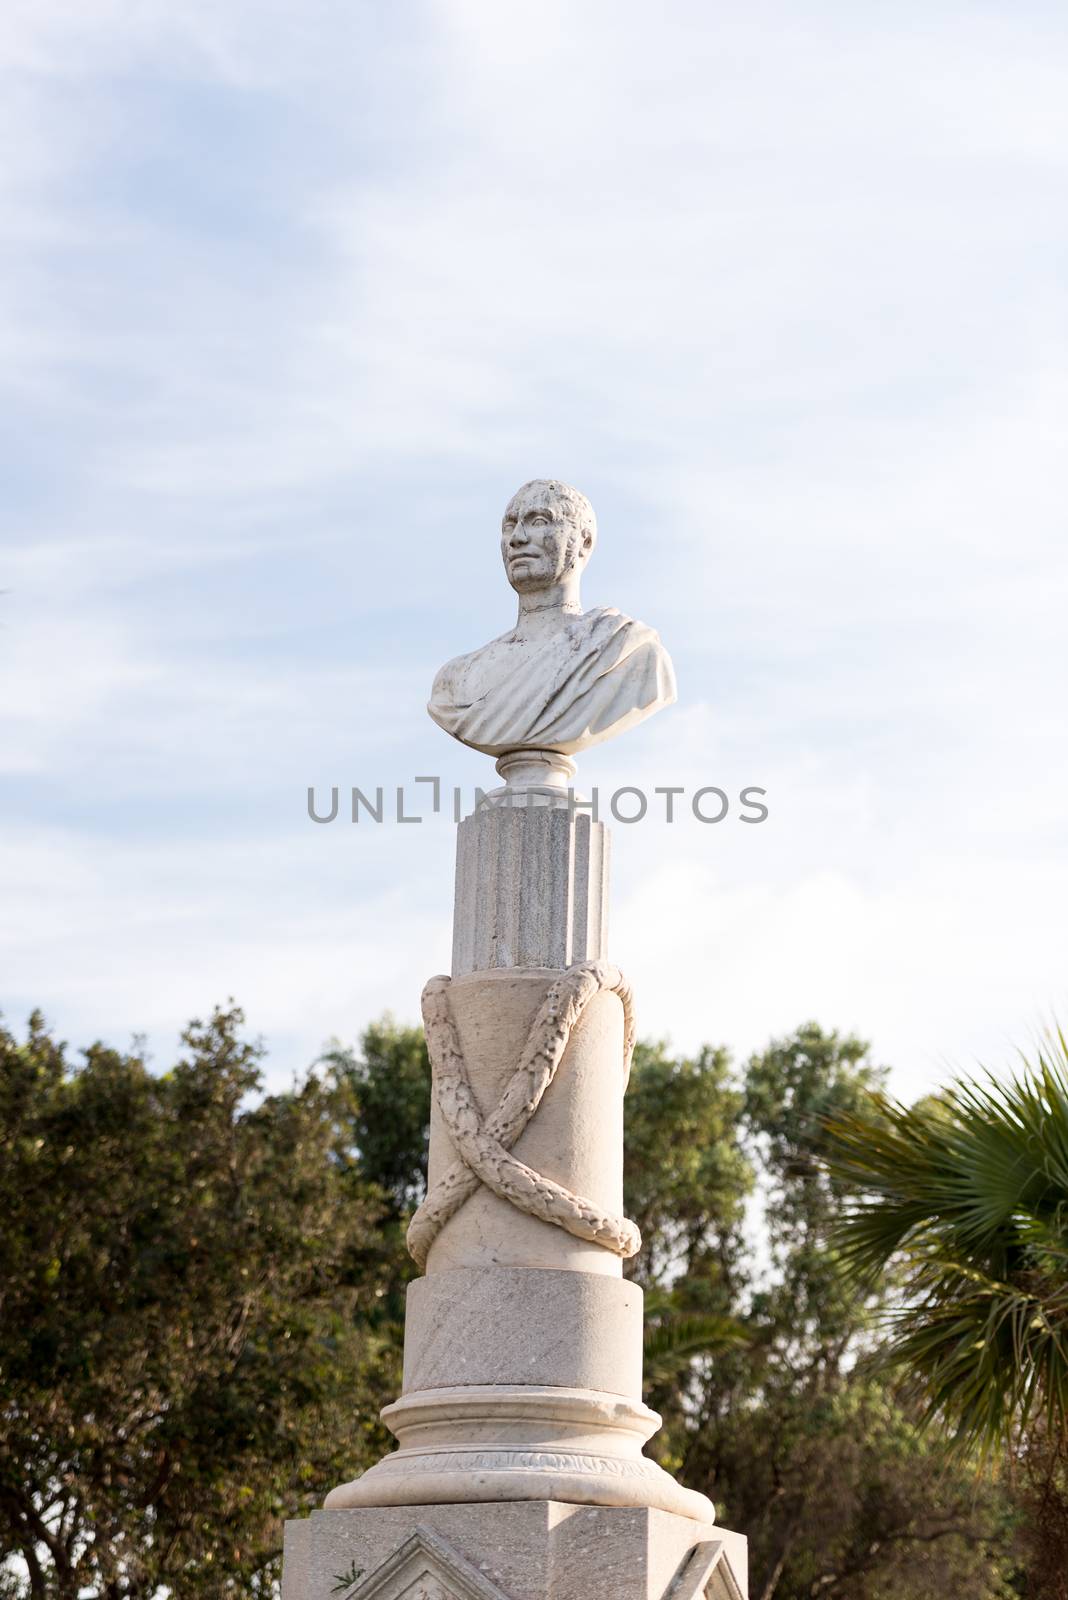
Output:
428,479,676,783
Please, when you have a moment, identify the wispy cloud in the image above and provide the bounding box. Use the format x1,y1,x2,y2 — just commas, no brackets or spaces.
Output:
2,0,1066,1089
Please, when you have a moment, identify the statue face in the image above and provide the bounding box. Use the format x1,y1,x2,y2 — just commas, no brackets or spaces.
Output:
500,484,592,595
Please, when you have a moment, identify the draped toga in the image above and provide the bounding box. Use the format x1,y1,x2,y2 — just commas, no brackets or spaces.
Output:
427,606,677,757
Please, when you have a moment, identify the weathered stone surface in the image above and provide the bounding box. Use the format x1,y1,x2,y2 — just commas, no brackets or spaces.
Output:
451,804,609,978
422,970,628,1276
325,1383,713,1520
321,968,716,1526
410,963,636,1272
401,1267,643,1395
281,480,747,1593
428,480,676,773
341,1525,513,1599
282,1502,746,1600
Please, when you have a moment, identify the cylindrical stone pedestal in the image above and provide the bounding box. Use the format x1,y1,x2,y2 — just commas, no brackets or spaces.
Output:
325,956,715,1524
426,969,625,1274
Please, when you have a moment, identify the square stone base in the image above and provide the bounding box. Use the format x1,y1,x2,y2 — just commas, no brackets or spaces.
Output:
282,1500,746,1600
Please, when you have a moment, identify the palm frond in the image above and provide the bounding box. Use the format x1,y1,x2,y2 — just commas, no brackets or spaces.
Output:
822,1029,1068,1452
643,1305,748,1381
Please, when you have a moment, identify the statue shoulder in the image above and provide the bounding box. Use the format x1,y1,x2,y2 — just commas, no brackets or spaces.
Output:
430,648,469,697
429,626,516,707
580,606,676,707
580,605,669,652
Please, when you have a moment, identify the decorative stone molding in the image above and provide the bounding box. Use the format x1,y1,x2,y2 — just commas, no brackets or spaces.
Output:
408,961,639,1269
665,1542,746,1600
343,1526,514,1600
283,1501,748,1600
325,1384,717,1523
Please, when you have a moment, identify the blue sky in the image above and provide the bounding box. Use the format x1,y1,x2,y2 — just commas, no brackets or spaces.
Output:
2,0,1067,1095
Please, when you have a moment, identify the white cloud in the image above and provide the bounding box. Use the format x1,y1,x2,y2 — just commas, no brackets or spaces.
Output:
1,0,1066,1096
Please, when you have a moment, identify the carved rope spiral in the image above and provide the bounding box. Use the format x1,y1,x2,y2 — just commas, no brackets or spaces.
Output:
406,960,641,1269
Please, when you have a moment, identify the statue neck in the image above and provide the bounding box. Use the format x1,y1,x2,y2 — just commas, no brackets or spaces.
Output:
513,579,583,639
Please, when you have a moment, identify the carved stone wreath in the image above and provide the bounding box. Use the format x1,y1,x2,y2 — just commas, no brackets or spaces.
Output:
406,960,642,1269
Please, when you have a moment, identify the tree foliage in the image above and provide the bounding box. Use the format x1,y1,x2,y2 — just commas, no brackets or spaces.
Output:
629,1023,1017,1600
0,1006,1047,1598
824,1031,1068,1454
319,1019,431,1219
0,1007,399,1599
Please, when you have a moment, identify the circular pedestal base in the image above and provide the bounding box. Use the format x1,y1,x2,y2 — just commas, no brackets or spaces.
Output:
324,1385,715,1525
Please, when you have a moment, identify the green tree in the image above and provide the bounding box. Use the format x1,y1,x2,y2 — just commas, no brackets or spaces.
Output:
317,1018,430,1336
629,1023,1017,1600
0,1006,1028,1599
320,1019,431,1217
824,1033,1068,1453
0,1007,397,1599
1014,1419,1068,1600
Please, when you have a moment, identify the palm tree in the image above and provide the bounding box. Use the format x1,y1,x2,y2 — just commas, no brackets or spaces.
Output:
823,1029,1068,1453
641,1286,747,1384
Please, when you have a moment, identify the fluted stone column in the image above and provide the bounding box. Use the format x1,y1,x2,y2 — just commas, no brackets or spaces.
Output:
451,804,610,977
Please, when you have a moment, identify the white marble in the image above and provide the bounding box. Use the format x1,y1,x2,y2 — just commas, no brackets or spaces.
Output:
324,1385,715,1523
401,1267,644,1395
428,481,676,777
416,968,629,1276
451,803,609,977
283,477,749,1598
283,1502,747,1600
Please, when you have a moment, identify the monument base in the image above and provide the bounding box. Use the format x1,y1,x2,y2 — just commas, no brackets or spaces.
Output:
282,1500,747,1600
324,1383,713,1523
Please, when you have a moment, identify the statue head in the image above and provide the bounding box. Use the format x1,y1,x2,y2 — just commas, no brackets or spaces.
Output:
500,479,597,596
